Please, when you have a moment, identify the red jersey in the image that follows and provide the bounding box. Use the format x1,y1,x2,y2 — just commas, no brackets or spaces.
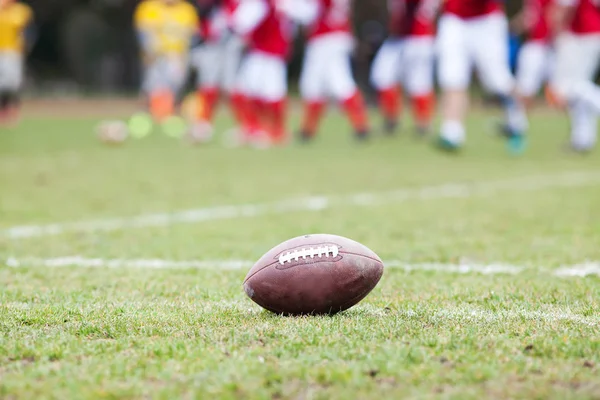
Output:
247,0,292,57
526,0,552,41
199,0,239,41
388,0,436,36
307,0,352,40
444,0,503,19
567,0,600,34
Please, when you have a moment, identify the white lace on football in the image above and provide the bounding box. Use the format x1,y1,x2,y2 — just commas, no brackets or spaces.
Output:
278,245,339,265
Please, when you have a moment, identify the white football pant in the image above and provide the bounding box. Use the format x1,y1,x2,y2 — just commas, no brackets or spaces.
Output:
370,36,435,96
193,36,244,94
0,51,24,92
300,32,356,102
236,50,287,102
142,55,188,95
437,12,514,95
552,33,600,149
516,41,553,98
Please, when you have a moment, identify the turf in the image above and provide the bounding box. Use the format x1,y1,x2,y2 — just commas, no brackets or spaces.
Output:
1,103,600,399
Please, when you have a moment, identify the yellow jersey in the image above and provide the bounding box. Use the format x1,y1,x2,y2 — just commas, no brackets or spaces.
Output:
0,1,33,52
134,0,199,56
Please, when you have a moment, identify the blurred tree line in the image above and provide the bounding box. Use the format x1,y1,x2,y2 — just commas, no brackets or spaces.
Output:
23,0,522,94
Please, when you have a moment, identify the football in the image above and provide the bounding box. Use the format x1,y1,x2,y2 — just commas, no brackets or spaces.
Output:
243,234,384,315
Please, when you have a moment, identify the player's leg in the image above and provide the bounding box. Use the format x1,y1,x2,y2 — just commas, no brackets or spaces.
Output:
221,35,246,125
473,13,527,153
299,41,328,141
436,14,472,150
369,39,403,134
158,56,189,137
259,53,288,145
189,43,221,142
327,44,369,140
0,52,10,122
0,51,24,125
194,42,221,123
516,41,549,105
231,52,263,145
553,33,600,151
403,36,435,135
146,58,177,122
126,58,158,138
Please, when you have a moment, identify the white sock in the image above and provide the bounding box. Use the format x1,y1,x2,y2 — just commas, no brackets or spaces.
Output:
575,81,600,114
569,100,597,150
440,120,466,145
502,95,528,133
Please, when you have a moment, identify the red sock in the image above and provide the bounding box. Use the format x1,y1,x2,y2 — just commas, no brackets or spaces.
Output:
379,87,401,121
301,101,326,137
342,90,369,132
412,93,435,128
149,90,175,122
237,96,260,137
266,99,287,144
199,87,219,121
229,92,246,125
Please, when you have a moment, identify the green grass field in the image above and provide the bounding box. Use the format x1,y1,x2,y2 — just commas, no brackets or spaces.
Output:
1,102,600,399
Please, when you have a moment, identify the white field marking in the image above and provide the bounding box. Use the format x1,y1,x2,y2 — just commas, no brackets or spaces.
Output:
384,261,523,275
554,262,600,277
4,256,600,279
3,256,251,270
4,171,600,240
2,297,596,327
357,304,598,326
429,306,599,327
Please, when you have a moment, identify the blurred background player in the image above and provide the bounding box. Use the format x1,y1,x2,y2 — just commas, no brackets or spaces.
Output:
511,0,555,107
370,0,437,136
191,0,244,141
0,0,33,126
230,0,292,147
131,0,199,138
281,0,370,142
551,0,600,152
436,0,528,153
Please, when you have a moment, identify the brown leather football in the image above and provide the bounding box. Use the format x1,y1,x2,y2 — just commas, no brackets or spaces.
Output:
243,234,384,315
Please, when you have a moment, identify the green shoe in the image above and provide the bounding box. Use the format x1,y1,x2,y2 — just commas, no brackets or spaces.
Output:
435,136,462,152
161,115,187,138
507,134,526,155
128,112,153,139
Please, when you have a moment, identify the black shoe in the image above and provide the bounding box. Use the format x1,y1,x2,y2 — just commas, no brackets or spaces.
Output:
383,119,399,135
355,129,369,141
298,130,314,143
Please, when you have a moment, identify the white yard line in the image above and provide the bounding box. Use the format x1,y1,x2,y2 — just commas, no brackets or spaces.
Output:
2,297,596,327
428,306,599,327
554,262,600,277
4,171,600,240
4,256,600,279
4,256,252,270
385,261,524,275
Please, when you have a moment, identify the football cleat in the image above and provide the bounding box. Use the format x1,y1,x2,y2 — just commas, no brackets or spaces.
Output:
97,120,128,145
383,119,398,135
435,135,462,152
298,130,315,143
355,129,370,141
128,112,153,139
186,121,214,144
506,134,526,155
499,123,526,155
563,142,594,155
